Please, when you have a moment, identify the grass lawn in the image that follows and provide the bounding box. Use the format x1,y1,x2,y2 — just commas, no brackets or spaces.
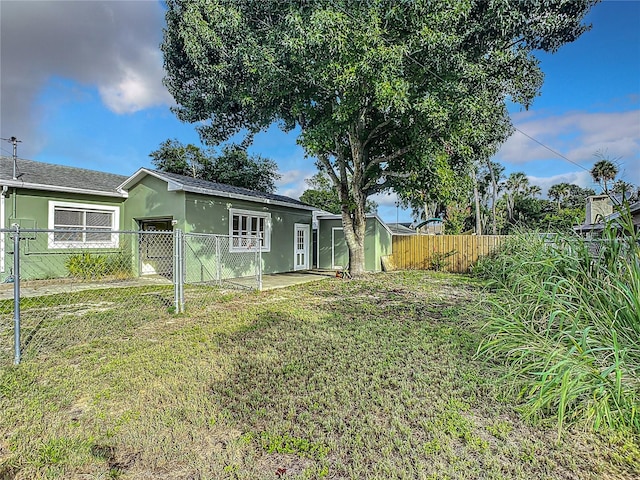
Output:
0,271,638,479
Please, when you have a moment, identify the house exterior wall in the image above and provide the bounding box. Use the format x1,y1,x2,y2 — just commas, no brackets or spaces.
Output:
1,174,315,281
183,193,313,275
1,188,126,280
122,175,187,230
317,217,391,272
122,177,314,276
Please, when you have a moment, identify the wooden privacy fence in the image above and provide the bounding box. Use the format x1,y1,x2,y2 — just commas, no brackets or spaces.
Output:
391,235,507,273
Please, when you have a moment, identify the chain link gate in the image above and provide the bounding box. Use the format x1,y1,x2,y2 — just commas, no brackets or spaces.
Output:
180,232,262,310
0,228,262,364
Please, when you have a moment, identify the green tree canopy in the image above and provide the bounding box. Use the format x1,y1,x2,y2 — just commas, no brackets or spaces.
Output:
591,156,618,194
150,140,280,193
162,0,597,275
300,171,378,215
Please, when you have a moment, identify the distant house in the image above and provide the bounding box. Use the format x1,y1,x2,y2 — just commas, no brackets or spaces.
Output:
606,199,640,230
415,217,444,235
574,194,639,237
386,222,416,235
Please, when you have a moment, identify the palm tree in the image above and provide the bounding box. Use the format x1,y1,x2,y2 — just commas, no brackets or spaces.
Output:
590,158,618,195
548,182,571,212
505,172,529,221
528,185,542,198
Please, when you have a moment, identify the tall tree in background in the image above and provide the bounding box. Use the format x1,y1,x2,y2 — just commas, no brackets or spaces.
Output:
149,139,210,178
504,172,530,223
150,140,280,193
162,0,597,275
548,182,572,212
300,171,378,214
203,145,280,193
612,179,637,202
590,156,618,195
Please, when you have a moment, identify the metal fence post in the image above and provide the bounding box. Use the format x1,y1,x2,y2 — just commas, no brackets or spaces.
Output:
180,230,185,310
174,229,184,313
256,240,262,291
13,225,21,365
216,235,221,285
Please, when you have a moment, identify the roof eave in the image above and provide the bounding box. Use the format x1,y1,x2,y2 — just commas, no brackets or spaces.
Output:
119,168,316,211
1,180,127,198
181,185,316,211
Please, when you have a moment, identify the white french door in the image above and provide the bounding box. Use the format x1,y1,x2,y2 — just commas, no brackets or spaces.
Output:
294,224,310,271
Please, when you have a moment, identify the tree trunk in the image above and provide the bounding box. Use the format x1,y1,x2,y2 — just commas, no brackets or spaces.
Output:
487,159,498,235
473,173,482,235
341,206,366,277
343,129,368,277
319,129,368,278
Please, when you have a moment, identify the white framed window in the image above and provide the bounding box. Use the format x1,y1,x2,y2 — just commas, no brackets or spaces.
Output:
48,201,120,249
229,208,271,252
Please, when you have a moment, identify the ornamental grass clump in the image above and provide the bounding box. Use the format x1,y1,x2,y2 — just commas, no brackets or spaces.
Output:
475,209,640,434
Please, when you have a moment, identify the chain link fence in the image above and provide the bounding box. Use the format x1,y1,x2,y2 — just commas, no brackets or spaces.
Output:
0,228,261,365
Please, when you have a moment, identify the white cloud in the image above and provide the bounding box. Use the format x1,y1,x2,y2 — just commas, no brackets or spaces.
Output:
370,191,400,207
0,0,171,153
527,170,595,197
276,169,315,199
98,49,173,114
498,110,640,169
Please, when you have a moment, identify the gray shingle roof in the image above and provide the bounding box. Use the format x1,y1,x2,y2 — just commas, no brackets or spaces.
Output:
0,156,127,195
153,170,313,209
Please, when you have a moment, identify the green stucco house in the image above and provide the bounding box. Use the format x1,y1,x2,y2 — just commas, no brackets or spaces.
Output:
0,157,315,280
1,157,394,281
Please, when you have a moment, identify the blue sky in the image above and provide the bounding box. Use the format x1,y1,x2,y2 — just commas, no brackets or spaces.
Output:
1,0,638,223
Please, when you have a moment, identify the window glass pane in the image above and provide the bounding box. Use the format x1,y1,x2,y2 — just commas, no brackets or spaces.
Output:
86,211,112,227
86,230,112,242
230,211,269,250
54,228,82,242
54,209,83,226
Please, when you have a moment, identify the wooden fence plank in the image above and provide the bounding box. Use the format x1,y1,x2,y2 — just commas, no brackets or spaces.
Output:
390,235,507,273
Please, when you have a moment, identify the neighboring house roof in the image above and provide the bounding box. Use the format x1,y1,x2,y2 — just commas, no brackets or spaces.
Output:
605,200,640,227
0,156,128,198
119,168,316,210
386,223,416,235
575,195,640,233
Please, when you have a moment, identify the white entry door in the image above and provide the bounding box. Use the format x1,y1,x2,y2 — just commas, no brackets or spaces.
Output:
294,224,310,271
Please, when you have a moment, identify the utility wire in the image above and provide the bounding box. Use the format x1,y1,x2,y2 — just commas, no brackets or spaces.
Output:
512,127,590,172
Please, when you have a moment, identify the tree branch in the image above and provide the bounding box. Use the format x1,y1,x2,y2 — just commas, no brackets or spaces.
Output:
318,154,340,187
367,145,413,170
363,119,392,149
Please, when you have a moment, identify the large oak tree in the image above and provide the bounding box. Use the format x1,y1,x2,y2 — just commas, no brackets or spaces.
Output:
162,0,597,275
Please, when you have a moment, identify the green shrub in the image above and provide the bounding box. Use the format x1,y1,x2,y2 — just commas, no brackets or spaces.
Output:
65,251,132,280
66,253,108,279
474,209,640,434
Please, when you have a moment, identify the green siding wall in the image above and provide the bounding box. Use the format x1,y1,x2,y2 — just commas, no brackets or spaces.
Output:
122,175,186,230
2,188,126,280
2,175,315,281
317,217,392,272
183,193,313,275
122,176,314,275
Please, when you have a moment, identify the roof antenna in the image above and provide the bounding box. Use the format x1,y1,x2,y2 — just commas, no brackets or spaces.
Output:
1,136,22,180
